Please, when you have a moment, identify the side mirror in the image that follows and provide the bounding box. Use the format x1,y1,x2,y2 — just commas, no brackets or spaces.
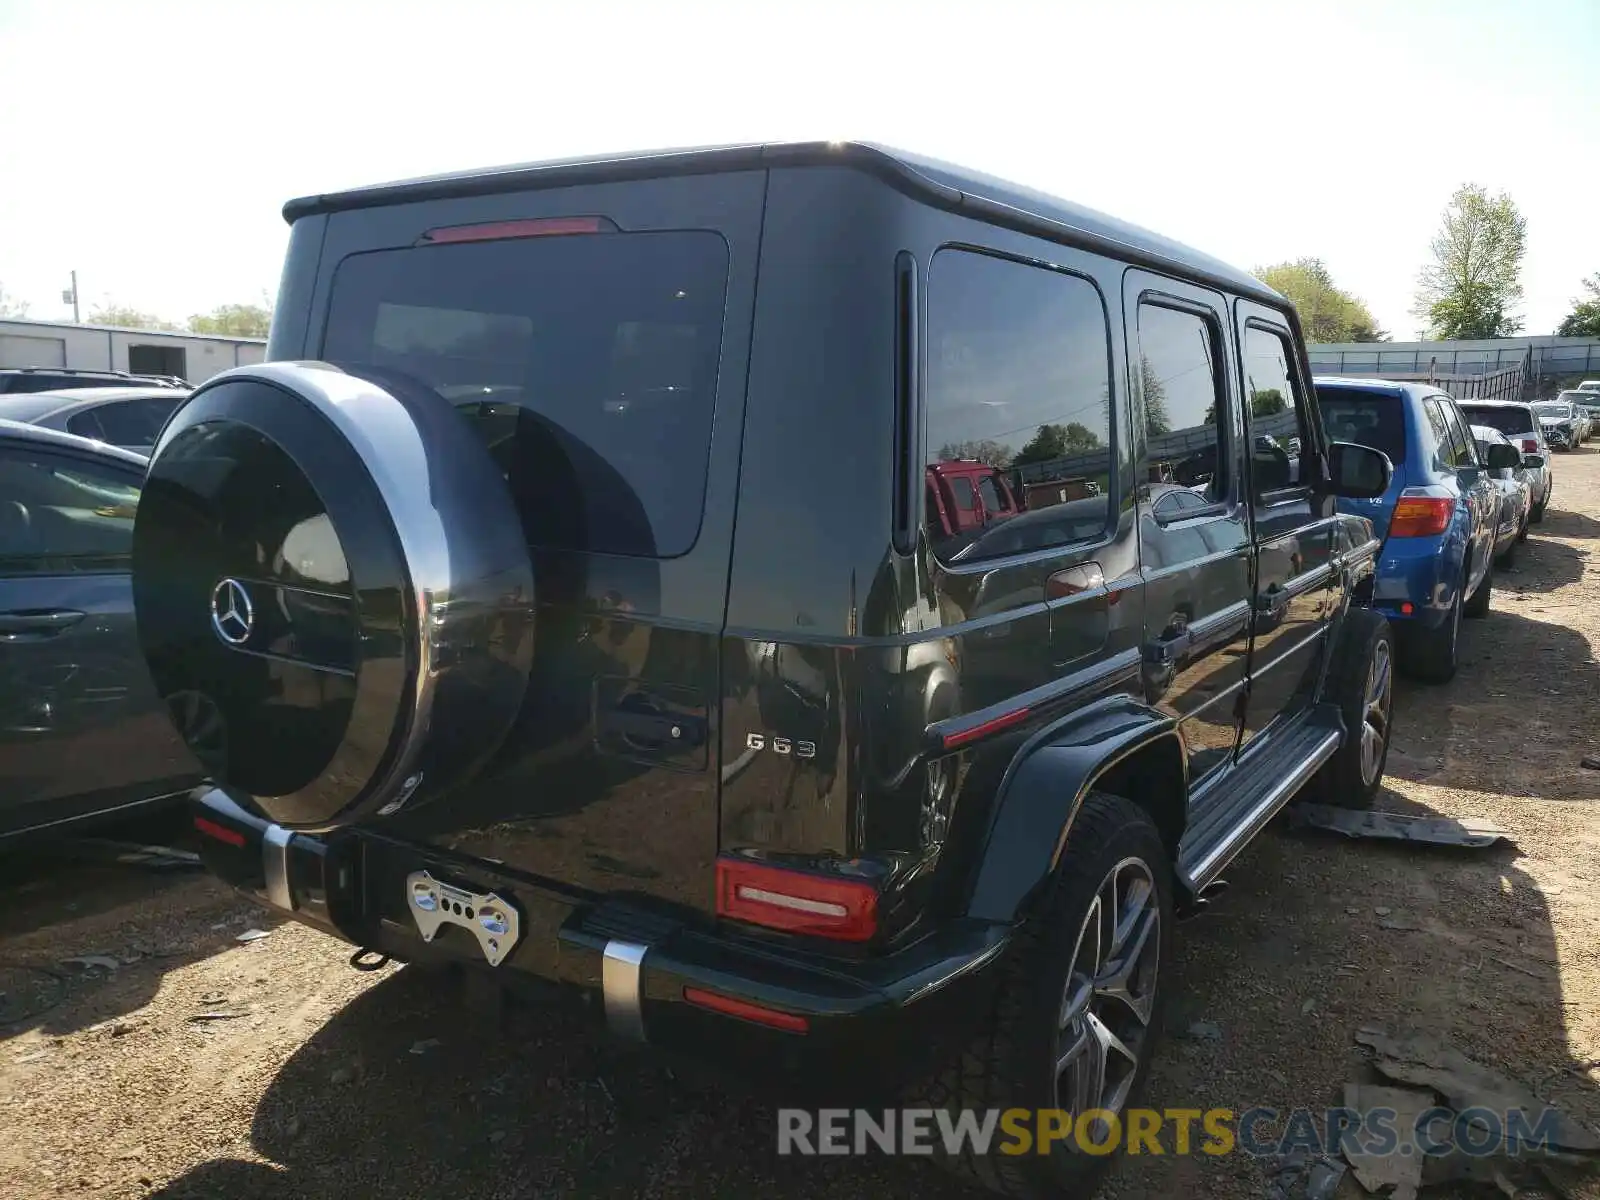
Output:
1328,441,1392,500
1523,452,1546,469
1484,443,1521,471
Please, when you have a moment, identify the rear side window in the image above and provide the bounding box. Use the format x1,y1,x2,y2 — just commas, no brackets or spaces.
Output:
1439,400,1477,468
1241,326,1305,495
322,230,730,558
1137,301,1228,503
1317,390,1407,466
66,397,181,447
924,249,1112,560
1460,405,1533,436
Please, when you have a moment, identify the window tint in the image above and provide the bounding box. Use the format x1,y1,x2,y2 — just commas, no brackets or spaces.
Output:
924,250,1112,561
0,449,141,573
1137,302,1227,503
1241,326,1304,495
1438,400,1475,468
66,396,181,447
950,476,977,511
977,475,1005,514
322,230,730,558
1318,390,1407,466
1459,405,1534,436
1433,400,1459,464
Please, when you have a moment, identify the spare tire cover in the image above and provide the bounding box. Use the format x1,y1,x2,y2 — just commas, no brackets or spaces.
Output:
132,361,535,830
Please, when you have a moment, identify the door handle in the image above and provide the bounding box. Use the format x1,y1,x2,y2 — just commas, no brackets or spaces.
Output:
1256,585,1291,621
1142,625,1192,666
0,609,86,639
600,706,706,749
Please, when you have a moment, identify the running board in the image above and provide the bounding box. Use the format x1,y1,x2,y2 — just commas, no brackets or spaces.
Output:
1178,708,1343,894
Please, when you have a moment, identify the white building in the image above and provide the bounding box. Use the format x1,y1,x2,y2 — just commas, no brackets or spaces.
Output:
0,317,266,383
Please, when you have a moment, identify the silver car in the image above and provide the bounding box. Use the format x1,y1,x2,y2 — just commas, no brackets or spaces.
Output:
1534,398,1583,451
1469,424,1532,564
1555,392,1593,444
1458,400,1554,523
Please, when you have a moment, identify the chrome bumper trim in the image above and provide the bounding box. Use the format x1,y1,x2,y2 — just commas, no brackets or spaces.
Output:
602,940,649,1042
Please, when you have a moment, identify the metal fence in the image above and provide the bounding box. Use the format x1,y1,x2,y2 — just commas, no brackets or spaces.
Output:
1308,336,1600,397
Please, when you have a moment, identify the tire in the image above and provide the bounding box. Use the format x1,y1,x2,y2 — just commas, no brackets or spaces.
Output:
1517,512,1530,543
1313,609,1394,809
1496,534,1517,568
922,793,1172,1198
1531,497,1546,524
1464,554,1493,618
1400,578,1461,684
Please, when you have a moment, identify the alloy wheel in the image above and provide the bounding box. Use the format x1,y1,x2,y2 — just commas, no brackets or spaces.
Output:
1360,638,1393,785
1054,857,1161,1127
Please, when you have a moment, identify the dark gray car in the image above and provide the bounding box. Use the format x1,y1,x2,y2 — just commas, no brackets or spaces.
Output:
0,419,202,840
0,386,190,454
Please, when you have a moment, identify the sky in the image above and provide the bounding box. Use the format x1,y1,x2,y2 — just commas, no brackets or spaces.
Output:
1,0,1596,341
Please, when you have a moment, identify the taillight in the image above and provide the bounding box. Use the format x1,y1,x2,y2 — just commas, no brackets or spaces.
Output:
1389,494,1455,538
715,857,878,942
418,216,614,245
1519,437,1539,454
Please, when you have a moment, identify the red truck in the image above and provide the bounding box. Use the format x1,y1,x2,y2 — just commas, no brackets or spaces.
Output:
924,459,1019,551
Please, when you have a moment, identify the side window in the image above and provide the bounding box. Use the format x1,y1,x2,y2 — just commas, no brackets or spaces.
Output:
924,249,1113,561
0,449,141,574
1427,398,1468,468
68,398,180,448
949,476,977,512
977,475,1005,515
1422,398,1452,468
1241,325,1306,496
1442,401,1477,467
1136,300,1228,505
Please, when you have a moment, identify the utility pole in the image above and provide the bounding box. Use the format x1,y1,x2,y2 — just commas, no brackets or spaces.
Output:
62,270,80,323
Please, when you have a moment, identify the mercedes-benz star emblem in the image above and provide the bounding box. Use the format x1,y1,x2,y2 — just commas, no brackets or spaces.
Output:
210,577,255,646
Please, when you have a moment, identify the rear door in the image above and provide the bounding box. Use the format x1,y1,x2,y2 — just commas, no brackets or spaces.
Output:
1126,272,1251,785
1437,396,1498,587
302,173,764,914
0,440,197,836
1235,305,1337,755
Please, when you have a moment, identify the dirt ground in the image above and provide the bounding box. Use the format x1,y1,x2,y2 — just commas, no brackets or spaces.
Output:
4,460,1600,1200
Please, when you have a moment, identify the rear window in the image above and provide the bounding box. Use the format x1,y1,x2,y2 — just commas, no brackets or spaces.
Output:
1460,404,1534,436
66,396,182,447
1317,390,1407,466
322,230,730,558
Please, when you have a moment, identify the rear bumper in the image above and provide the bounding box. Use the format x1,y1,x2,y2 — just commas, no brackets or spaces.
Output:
1366,535,1460,629
190,787,1007,1095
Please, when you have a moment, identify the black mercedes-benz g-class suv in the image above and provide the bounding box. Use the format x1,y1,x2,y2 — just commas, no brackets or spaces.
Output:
131,142,1395,1196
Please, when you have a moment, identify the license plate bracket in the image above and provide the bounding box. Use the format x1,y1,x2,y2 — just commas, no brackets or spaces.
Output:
405,871,521,966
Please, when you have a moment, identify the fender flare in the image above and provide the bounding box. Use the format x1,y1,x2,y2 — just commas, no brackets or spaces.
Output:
965,694,1184,924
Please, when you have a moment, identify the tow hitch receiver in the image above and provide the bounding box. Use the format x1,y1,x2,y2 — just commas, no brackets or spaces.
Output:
406,871,522,966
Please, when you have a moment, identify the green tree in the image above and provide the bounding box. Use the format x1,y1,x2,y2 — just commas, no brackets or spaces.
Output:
1139,354,1172,437
1255,258,1387,344
188,301,273,338
0,280,28,318
89,302,179,331
1250,388,1287,417
1013,422,1101,466
1556,274,1600,338
1412,183,1527,339
937,439,1014,468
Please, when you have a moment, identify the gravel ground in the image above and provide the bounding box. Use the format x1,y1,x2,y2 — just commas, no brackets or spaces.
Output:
4,456,1600,1199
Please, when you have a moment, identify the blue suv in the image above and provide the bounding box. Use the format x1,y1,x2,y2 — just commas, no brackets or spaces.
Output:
1315,377,1517,683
